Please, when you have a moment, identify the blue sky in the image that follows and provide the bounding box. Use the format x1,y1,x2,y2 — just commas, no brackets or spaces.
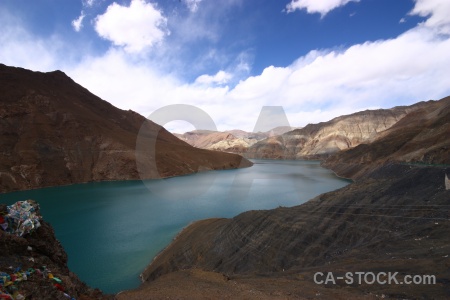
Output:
1,0,449,132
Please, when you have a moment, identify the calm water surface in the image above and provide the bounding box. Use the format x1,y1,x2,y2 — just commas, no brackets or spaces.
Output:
1,160,350,293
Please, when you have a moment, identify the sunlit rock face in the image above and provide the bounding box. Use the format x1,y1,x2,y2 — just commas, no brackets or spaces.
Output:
246,103,428,159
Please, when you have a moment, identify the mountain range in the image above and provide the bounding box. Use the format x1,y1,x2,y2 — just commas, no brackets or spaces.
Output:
1,63,449,299
120,96,450,299
246,103,428,159
323,96,450,178
173,126,294,153
178,102,434,160
0,64,252,193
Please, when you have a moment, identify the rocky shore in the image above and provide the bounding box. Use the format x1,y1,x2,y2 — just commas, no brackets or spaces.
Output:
2,64,448,298
118,164,449,299
0,200,112,300
3,163,448,299
117,96,450,299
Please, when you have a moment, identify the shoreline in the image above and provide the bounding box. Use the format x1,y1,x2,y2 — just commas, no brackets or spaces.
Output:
0,161,254,196
2,156,362,196
2,158,350,295
118,164,450,299
139,218,225,283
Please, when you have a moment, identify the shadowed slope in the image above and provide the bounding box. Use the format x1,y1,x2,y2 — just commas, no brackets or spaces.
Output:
119,96,450,299
0,64,251,193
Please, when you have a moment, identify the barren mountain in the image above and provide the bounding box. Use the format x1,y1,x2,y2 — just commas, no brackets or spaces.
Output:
323,96,450,179
245,104,427,159
121,164,450,299
3,62,448,299
0,64,251,193
118,97,450,299
174,130,257,152
174,126,294,153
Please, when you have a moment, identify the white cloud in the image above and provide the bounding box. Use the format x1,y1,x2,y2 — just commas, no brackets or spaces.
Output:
399,17,406,23
94,0,169,53
195,70,232,85
72,11,85,32
286,0,359,16
235,26,450,108
185,0,203,13
72,0,97,33
1,0,450,133
67,50,233,132
409,0,450,34
70,18,450,132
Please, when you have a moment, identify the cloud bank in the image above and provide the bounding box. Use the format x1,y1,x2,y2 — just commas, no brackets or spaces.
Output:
410,0,450,33
1,0,450,133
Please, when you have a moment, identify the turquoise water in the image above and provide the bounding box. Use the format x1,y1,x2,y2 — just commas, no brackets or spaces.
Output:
1,160,350,294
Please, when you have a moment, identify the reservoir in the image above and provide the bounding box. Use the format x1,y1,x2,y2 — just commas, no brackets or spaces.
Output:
1,160,350,294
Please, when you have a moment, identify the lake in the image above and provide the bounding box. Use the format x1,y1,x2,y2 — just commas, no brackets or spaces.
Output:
0,160,350,294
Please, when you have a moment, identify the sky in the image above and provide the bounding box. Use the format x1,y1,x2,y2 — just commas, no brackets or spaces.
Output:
1,0,450,133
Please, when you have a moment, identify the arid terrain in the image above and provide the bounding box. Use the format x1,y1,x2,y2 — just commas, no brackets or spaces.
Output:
118,96,450,299
1,64,449,299
0,64,252,193
176,101,437,161
174,126,294,154
323,96,450,179
119,163,449,299
245,103,426,159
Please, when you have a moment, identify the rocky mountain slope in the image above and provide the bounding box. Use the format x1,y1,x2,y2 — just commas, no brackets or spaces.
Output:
245,103,427,159
176,101,432,160
0,64,251,193
323,96,450,179
174,130,259,153
118,97,450,299
0,200,111,299
121,164,450,299
174,126,294,153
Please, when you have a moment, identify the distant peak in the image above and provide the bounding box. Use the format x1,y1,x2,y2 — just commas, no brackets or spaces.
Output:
49,69,65,75
47,69,70,78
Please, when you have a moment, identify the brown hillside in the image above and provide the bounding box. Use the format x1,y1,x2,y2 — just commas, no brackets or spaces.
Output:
121,164,450,299
323,96,450,179
0,64,252,193
245,103,427,159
